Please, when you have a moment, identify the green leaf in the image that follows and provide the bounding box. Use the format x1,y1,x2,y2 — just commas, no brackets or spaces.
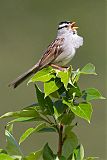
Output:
25,149,43,160
58,66,72,89
62,132,78,159
0,154,14,160
44,78,62,97
43,143,55,160
79,144,84,160
58,156,66,160
63,99,92,123
19,123,46,144
6,124,14,135
8,117,40,123
50,85,65,99
5,130,23,156
59,112,75,125
80,63,97,75
16,109,40,117
11,155,22,160
35,84,45,109
0,108,40,119
38,127,56,132
28,66,54,83
73,144,84,160
72,69,80,83
67,83,82,98
0,107,43,125
19,128,35,145
50,90,60,99
0,149,7,154
54,100,67,115
71,103,92,123
71,154,75,160
45,96,54,115
64,125,76,136
82,88,105,101
57,85,66,96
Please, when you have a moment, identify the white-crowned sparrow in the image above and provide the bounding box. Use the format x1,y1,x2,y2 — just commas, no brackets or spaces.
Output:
9,21,83,88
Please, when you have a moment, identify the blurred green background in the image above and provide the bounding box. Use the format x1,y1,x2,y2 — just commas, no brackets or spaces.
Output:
0,0,106,159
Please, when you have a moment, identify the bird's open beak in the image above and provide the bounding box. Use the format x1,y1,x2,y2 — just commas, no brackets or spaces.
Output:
70,22,78,30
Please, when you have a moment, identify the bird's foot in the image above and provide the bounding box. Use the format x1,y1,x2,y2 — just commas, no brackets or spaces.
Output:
49,64,68,71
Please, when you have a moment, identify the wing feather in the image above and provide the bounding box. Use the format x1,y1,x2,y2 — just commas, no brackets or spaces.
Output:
38,38,64,68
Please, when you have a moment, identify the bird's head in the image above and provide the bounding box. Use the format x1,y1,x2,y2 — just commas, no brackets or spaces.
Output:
57,21,78,35
57,21,83,49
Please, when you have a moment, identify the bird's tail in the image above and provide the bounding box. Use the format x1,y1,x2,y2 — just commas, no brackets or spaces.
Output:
9,64,40,88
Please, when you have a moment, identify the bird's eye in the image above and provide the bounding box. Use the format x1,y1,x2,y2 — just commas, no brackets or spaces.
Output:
73,31,76,34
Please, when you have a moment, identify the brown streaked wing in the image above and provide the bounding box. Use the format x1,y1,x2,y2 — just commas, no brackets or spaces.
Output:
39,38,64,68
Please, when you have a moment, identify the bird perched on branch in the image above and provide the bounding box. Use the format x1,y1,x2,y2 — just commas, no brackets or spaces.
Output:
9,21,83,88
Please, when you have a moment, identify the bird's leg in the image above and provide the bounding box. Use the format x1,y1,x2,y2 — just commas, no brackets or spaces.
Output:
49,64,68,71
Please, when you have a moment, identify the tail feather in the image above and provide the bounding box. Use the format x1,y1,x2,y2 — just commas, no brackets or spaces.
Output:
9,64,39,88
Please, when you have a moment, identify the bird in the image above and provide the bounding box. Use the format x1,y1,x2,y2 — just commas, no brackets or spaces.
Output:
9,21,83,88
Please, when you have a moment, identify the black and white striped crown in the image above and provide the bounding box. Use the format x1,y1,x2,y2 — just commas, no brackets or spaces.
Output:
58,21,71,30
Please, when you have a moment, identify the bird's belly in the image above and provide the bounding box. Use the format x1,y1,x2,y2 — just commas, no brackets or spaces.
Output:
53,47,75,66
